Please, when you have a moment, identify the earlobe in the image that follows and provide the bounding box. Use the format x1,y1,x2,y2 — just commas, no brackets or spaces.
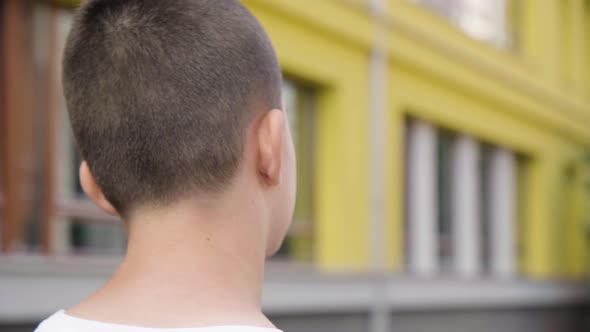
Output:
257,109,284,186
79,161,118,216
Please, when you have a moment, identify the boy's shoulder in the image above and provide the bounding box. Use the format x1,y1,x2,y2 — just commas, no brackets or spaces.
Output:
34,310,283,332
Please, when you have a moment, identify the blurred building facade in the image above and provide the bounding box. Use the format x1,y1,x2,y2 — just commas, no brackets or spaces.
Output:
1,0,590,331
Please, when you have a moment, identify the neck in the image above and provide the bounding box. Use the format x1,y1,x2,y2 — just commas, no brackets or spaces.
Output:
127,199,268,301
70,193,273,328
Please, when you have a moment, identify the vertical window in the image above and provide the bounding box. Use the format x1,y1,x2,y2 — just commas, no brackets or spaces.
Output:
405,119,438,275
277,79,316,262
451,135,482,276
408,0,519,49
0,1,79,253
487,147,517,278
9,8,322,261
479,145,493,273
0,1,50,251
437,130,453,273
57,146,127,256
51,8,127,256
404,117,521,278
25,1,53,251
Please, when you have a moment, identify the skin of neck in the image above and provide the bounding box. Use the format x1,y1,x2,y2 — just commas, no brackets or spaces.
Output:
69,164,277,329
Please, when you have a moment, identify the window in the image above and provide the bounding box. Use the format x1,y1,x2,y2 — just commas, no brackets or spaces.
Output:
54,79,319,258
404,118,520,278
0,2,126,255
55,81,318,258
51,6,127,256
54,125,127,255
437,130,454,272
408,0,519,49
0,2,320,261
0,1,60,253
276,80,316,262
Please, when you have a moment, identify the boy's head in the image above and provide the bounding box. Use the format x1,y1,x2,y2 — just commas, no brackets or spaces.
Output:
63,0,295,254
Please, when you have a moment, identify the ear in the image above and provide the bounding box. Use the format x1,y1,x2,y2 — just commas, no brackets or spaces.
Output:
79,161,118,216
257,109,285,186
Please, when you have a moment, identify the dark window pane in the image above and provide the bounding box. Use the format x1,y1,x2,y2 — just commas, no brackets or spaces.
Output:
408,0,518,49
69,220,127,256
275,79,316,262
437,130,453,272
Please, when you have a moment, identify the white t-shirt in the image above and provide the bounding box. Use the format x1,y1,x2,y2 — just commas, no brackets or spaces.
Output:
35,310,283,332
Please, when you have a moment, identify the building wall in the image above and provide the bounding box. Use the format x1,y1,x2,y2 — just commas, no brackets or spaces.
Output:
1,0,589,332
241,0,590,278
5,0,588,278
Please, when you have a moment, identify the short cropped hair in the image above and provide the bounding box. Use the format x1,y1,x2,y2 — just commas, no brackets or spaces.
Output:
63,0,282,215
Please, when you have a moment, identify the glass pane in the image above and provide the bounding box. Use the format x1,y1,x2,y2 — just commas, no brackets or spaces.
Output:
55,101,127,255
403,118,438,274
479,144,493,273
403,119,411,270
3,3,79,253
23,2,54,251
404,118,522,276
437,130,453,272
516,156,528,273
25,5,46,250
45,8,128,256
408,0,518,49
276,79,316,262
69,220,127,256
69,140,125,254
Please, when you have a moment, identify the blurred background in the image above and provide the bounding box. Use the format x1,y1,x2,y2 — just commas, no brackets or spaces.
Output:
1,0,590,331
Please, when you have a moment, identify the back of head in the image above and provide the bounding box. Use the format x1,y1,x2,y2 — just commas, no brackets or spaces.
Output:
63,0,282,216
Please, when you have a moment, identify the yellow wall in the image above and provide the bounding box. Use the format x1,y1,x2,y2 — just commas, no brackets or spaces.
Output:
244,0,590,279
